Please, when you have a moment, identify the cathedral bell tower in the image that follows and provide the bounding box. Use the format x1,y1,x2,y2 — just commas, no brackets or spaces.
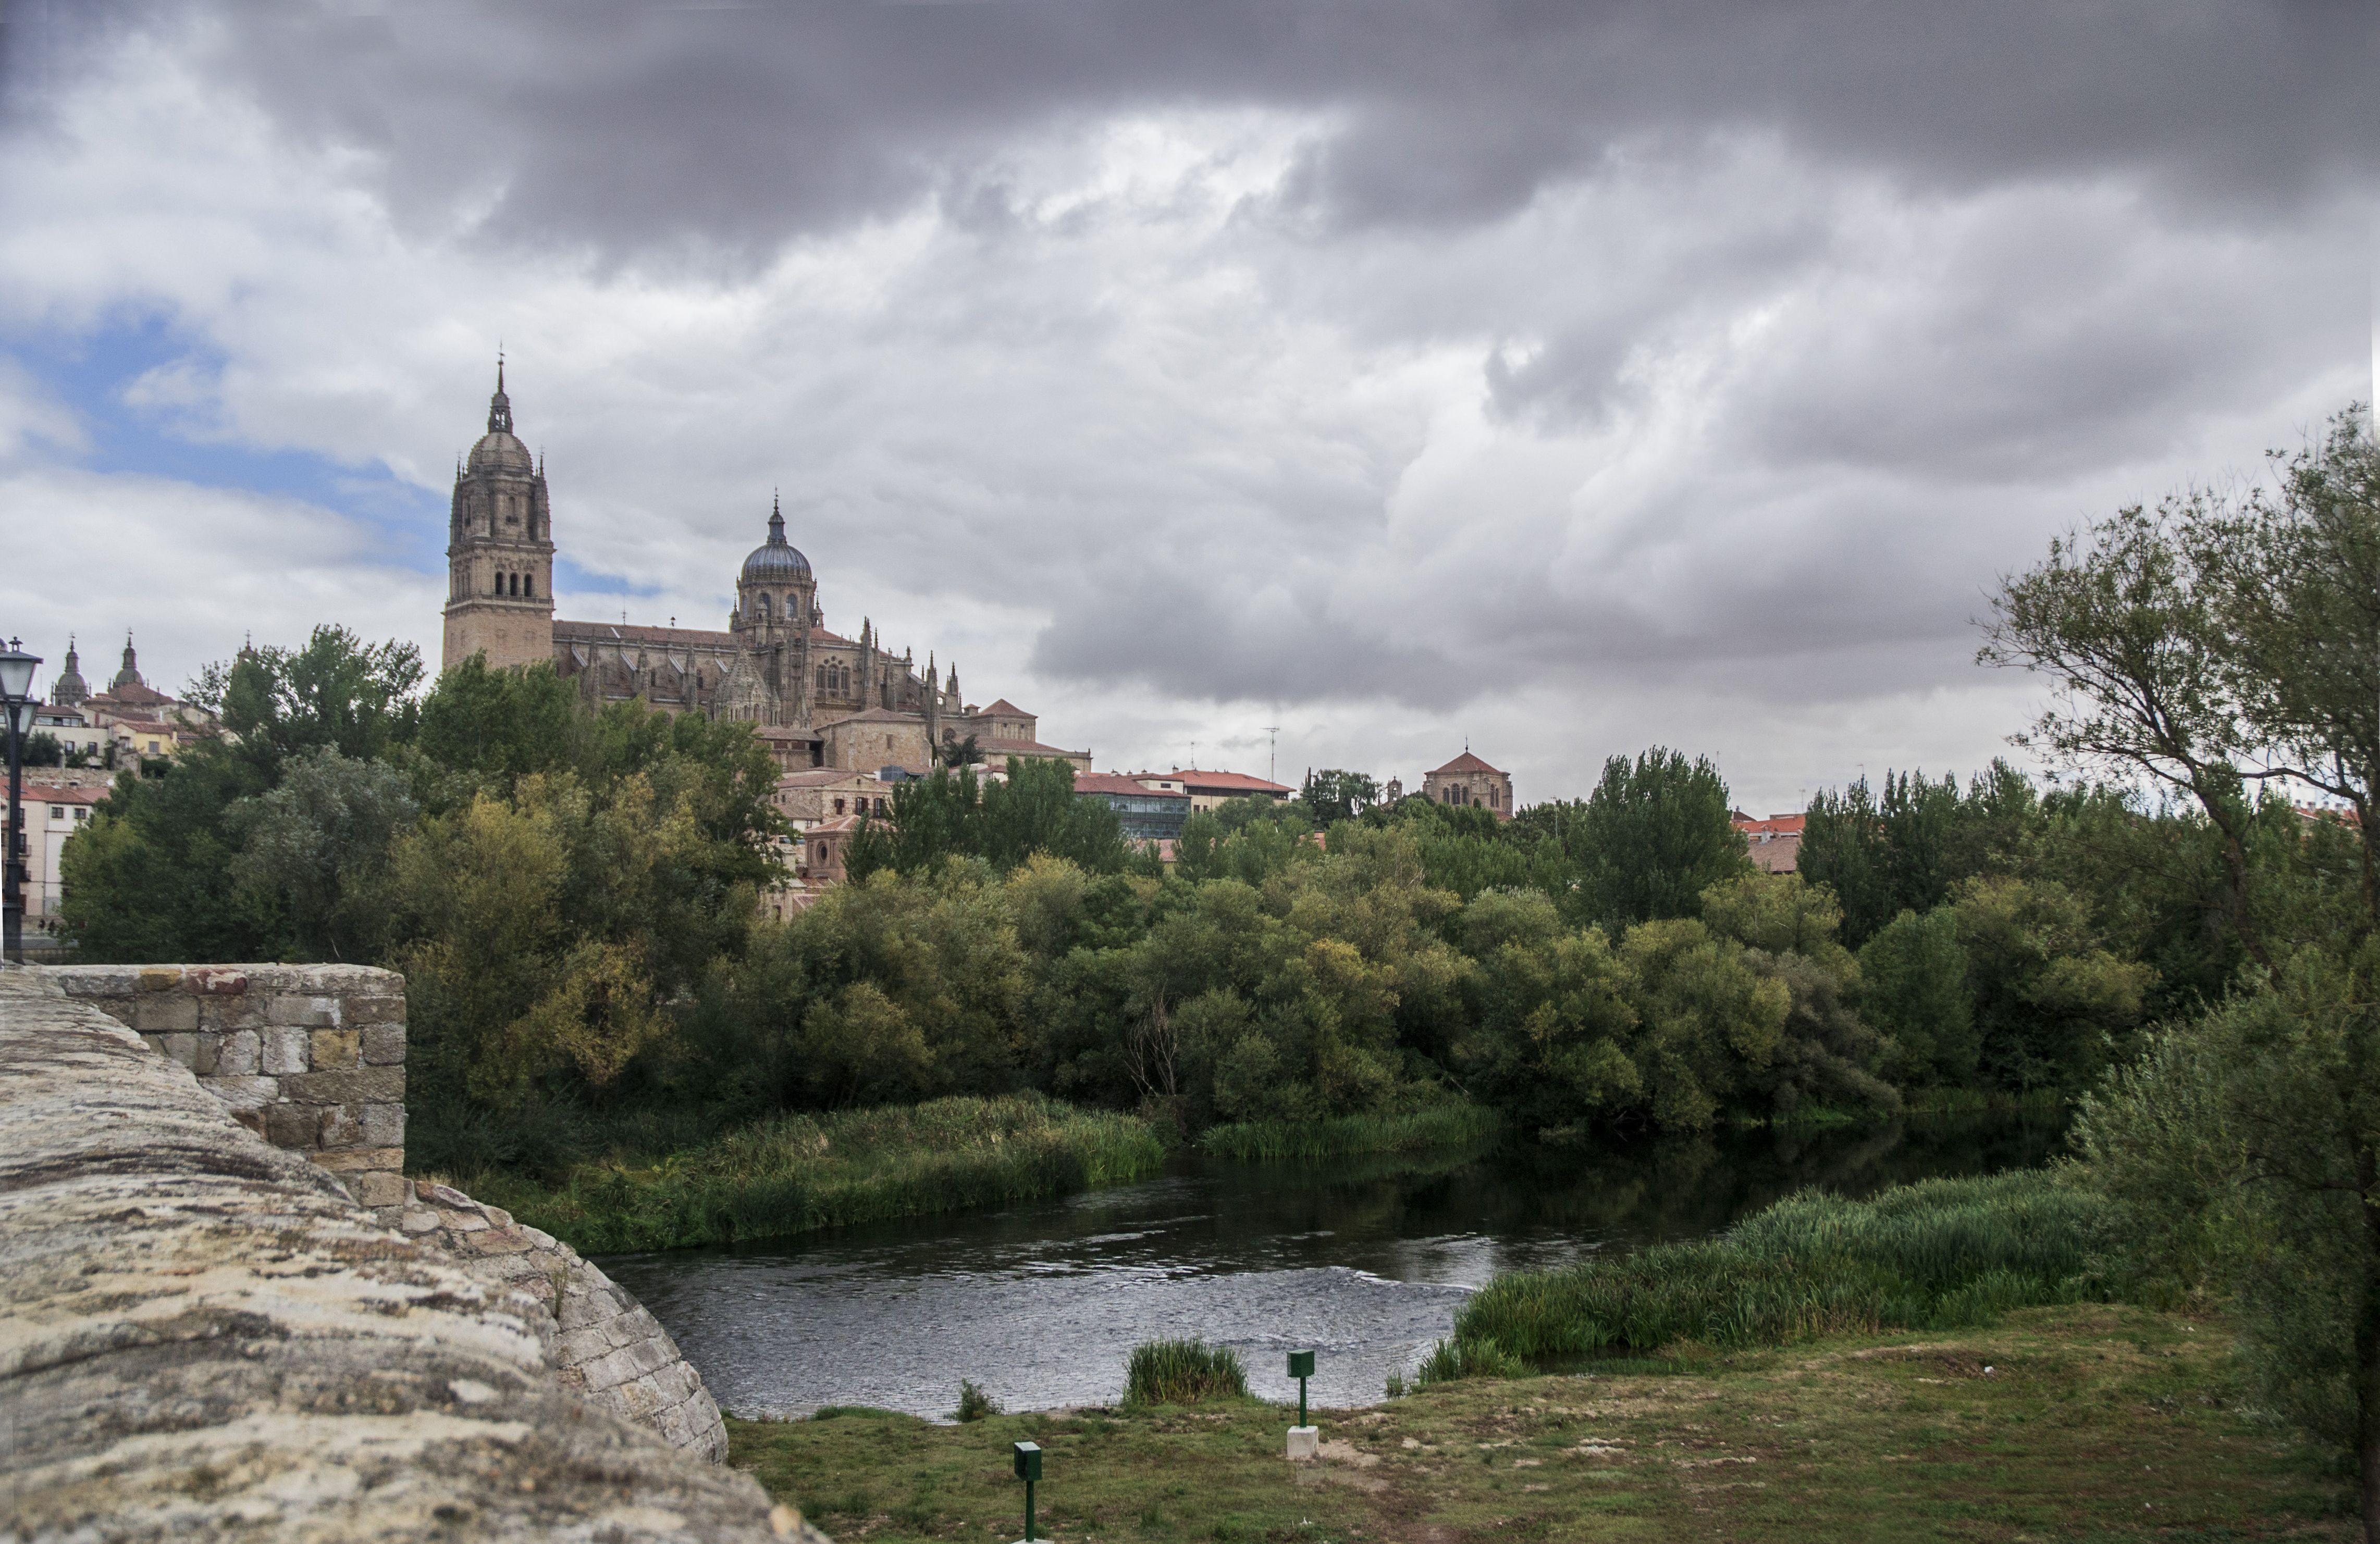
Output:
441,360,557,672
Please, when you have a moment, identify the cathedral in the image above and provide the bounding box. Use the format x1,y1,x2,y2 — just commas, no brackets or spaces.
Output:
440,365,1078,773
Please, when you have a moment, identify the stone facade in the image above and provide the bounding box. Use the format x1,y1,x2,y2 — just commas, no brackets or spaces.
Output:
1421,751,1515,820
437,369,1084,772
47,962,409,1211
0,968,827,1543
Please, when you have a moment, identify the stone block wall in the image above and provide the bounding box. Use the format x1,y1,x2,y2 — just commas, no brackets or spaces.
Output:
32,961,735,1469
45,964,406,1211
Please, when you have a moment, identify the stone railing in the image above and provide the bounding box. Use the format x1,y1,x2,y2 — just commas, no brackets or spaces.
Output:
45,964,406,1210
0,968,824,1542
29,962,735,1469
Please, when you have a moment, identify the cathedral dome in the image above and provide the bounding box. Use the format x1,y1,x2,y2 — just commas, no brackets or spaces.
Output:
741,500,812,583
464,358,535,475
467,429,534,475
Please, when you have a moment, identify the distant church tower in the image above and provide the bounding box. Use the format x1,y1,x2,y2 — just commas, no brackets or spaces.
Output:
441,360,556,672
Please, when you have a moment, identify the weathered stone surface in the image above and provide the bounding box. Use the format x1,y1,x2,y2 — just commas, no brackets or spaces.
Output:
196,1074,279,1111
362,1023,406,1064
267,992,342,1027
129,992,199,1031
183,965,249,995
262,1026,311,1074
346,993,407,1025
279,1064,405,1105
360,1101,405,1146
311,1027,362,1068
215,1027,261,1074
312,1145,405,1172
0,969,786,1542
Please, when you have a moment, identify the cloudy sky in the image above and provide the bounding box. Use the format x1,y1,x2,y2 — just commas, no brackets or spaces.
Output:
0,2,2367,811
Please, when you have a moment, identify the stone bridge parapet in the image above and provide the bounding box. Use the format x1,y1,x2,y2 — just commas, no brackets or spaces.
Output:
0,966,821,1542
44,963,408,1210
26,962,737,1471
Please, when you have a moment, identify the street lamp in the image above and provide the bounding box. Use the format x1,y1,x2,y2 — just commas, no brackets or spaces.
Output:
0,638,42,965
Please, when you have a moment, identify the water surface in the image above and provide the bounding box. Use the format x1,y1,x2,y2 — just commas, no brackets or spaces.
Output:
602,1113,2064,1421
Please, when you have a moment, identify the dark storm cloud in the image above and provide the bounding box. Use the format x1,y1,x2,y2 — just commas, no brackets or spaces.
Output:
155,0,2367,263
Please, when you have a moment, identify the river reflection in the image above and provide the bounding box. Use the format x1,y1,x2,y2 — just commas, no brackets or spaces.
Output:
600,1111,2065,1422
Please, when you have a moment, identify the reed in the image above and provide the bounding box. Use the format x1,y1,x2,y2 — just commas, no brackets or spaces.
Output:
1450,1169,2112,1369
1124,1339,1249,1405
1199,1101,1501,1162
472,1094,1166,1254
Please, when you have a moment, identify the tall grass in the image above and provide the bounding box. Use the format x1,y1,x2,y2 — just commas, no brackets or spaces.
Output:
469,1094,1166,1253
1200,1101,1501,1162
1450,1169,2112,1368
1125,1339,1249,1405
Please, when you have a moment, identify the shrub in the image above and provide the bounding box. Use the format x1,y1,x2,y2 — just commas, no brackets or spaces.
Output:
955,1379,1000,1423
1413,1337,1526,1387
1125,1339,1248,1405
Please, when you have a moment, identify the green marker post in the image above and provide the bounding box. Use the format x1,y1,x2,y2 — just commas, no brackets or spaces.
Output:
1286,1350,1318,1461
1013,1440,1042,1543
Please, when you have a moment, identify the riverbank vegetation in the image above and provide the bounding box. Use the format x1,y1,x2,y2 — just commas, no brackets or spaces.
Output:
1446,1170,2109,1366
457,1094,1164,1252
729,1304,2353,1543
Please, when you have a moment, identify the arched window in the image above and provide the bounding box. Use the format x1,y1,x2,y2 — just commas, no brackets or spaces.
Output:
522,574,533,599
816,664,828,690
492,572,504,596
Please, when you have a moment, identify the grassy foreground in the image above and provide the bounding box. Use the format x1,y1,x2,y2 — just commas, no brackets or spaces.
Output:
730,1305,2351,1542
466,1094,1166,1253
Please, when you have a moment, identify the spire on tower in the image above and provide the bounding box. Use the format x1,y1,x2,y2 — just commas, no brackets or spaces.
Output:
768,489,785,544
487,355,513,435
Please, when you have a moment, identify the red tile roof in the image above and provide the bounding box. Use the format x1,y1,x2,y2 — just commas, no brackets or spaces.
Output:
776,768,879,788
1733,813,1806,837
26,784,107,805
1430,751,1503,776
981,737,1090,759
1167,769,1293,795
1075,772,1189,799
972,698,1032,719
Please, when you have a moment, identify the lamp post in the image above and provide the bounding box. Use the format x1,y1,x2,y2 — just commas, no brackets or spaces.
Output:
0,639,42,965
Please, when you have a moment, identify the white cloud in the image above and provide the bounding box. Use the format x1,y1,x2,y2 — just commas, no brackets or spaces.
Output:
0,12,2364,810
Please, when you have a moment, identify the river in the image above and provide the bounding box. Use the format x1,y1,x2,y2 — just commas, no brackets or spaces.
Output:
600,1111,2065,1422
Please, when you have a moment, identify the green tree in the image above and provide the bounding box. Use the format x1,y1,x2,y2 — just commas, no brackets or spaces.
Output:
190,626,424,780
1856,907,1976,1086
1454,888,1638,1136
1301,768,1379,826
1577,748,1748,928
228,747,418,962
1997,406,2380,1530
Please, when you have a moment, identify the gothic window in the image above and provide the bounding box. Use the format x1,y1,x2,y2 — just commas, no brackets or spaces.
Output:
816,664,828,690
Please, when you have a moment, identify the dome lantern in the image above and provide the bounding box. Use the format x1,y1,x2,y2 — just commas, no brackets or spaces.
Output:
738,493,814,585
